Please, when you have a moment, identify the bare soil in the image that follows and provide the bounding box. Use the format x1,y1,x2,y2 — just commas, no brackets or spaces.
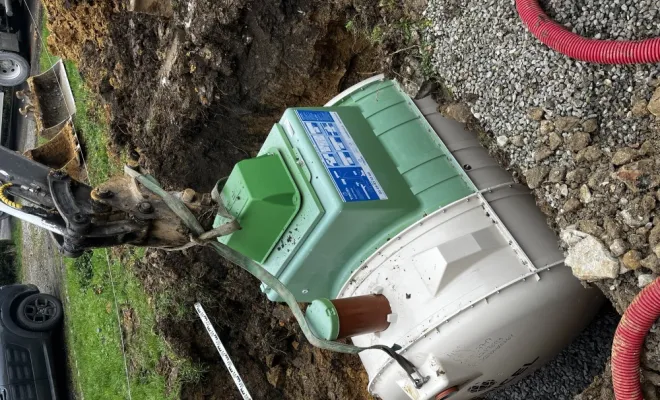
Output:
40,0,422,398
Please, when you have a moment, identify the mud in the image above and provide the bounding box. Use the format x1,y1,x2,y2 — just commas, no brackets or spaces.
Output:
137,249,372,399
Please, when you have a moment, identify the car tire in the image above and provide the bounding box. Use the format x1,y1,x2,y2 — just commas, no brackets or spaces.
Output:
16,293,63,332
0,51,29,87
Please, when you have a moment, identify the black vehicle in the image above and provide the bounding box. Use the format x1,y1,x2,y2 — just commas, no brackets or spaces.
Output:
0,0,30,87
0,284,62,399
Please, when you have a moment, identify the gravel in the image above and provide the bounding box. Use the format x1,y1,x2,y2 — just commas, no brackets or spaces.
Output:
424,0,660,172
484,306,619,400
421,0,660,398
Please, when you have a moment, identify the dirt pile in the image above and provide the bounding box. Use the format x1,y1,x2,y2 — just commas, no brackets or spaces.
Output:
43,0,119,65
136,249,372,399
64,0,384,192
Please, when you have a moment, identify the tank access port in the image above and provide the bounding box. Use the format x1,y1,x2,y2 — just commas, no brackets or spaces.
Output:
305,294,392,340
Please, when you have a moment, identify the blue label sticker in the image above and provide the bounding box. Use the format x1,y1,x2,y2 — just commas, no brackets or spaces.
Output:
296,110,387,202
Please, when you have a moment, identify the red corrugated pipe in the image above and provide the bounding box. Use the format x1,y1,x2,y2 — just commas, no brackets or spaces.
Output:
516,0,660,64
611,278,660,400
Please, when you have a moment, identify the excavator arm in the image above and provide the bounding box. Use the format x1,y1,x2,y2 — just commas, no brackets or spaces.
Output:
0,145,215,257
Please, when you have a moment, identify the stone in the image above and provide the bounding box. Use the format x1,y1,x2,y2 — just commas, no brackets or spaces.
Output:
650,224,660,248
548,132,562,151
555,116,581,132
641,254,660,274
604,218,623,238
620,208,650,228
266,365,284,388
611,148,637,166
548,167,566,183
579,185,592,203
639,140,656,157
587,170,609,190
566,131,591,152
566,168,589,184
527,107,544,121
577,219,602,237
613,159,660,192
496,135,508,147
642,195,657,213
629,234,647,250
510,135,524,147
540,120,555,135
639,273,656,288
265,354,277,367
444,103,473,123
575,146,602,163
524,166,549,189
654,243,660,258
609,239,628,257
563,198,582,213
565,235,619,280
648,86,660,117
582,118,599,133
558,184,569,197
622,250,642,270
534,146,553,162
632,98,649,117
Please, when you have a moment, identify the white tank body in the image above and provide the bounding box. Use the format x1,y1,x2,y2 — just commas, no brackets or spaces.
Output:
337,192,603,399
327,80,604,400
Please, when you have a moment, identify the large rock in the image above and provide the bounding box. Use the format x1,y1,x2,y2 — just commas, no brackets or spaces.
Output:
555,116,581,132
566,131,591,152
648,86,660,117
582,119,599,133
548,131,562,150
575,146,602,163
534,146,553,162
524,166,549,189
632,98,649,117
622,250,642,270
540,120,555,135
565,234,619,280
641,254,660,274
609,239,628,257
443,103,473,123
528,107,544,121
611,147,637,166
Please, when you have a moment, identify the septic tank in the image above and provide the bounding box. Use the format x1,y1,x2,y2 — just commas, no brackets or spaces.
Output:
214,75,604,400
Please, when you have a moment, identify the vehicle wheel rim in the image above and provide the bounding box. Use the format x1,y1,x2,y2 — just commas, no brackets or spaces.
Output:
0,58,21,81
23,297,57,324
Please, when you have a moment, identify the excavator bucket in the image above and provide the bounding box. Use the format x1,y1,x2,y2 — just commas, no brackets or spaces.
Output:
128,0,172,16
19,59,76,138
17,59,85,182
23,120,87,183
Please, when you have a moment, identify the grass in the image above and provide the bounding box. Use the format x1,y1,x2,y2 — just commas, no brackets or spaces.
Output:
10,220,22,279
39,17,198,400
39,13,51,74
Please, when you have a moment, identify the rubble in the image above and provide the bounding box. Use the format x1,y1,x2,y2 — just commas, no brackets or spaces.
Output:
564,232,619,281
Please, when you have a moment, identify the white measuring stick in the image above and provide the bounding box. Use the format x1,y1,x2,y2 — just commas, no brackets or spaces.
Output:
195,303,253,400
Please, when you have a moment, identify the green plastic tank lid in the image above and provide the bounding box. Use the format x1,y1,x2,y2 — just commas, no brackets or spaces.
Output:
214,151,301,263
305,298,340,341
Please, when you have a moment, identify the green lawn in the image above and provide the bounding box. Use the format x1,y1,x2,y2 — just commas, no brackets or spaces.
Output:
39,15,196,400
10,220,22,279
